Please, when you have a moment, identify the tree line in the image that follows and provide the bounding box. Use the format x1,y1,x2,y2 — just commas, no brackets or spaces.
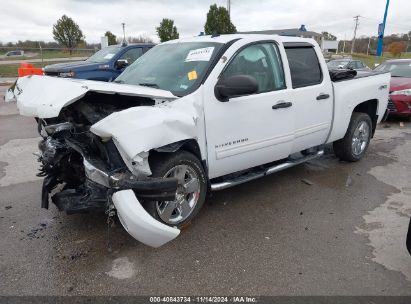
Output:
338,32,411,57
2,3,409,57
0,4,235,52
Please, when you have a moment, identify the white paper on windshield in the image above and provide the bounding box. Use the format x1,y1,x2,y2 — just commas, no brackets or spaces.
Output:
104,53,115,59
185,47,215,62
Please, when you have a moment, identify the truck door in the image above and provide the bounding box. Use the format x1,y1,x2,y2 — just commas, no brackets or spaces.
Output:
203,41,294,179
283,43,333,153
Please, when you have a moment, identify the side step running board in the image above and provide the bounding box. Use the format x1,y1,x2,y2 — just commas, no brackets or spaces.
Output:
210,150,324,191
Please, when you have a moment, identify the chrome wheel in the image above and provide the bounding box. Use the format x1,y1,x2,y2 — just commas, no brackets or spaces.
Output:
156,164,201,225
351,121,370,156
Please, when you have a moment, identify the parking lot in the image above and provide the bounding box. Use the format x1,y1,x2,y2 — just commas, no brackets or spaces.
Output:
0,84,410,295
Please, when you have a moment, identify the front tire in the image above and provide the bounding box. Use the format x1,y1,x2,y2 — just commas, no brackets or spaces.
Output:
333,112,372,162
144,151,207,227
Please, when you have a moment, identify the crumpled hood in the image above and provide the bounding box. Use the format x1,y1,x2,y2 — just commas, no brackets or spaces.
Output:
91,103,198,161
6,75,176,118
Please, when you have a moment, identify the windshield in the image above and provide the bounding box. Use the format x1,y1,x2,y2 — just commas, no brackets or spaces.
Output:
375,62,411,78
115,42,223,96
327,60,349,68
86,45,122,63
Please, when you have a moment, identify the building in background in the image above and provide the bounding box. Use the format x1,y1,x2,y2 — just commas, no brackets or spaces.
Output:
240,25,339,53
239,25,322,44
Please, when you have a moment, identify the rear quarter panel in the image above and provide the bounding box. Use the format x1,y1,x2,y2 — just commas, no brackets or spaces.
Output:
327,72,390,143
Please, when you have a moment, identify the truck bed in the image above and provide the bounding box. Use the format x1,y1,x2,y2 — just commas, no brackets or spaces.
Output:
326,71,390,143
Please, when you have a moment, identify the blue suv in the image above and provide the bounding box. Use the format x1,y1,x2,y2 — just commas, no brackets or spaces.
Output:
44,43,154,81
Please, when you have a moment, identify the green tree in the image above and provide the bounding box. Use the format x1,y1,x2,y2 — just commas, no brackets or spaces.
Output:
204,4,236,35
104,31,117,45
321,31,337,41
156,19,179,42
52,15,84,54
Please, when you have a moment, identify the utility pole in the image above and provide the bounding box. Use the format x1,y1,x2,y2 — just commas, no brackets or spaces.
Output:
227,0,231,19
342,34,346,53
376,0,390,57
351,15,360,54
122,23,126,44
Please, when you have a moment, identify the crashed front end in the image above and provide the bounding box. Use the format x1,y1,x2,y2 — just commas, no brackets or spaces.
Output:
7,76,198,247
37,121,180,247
38,122,178,211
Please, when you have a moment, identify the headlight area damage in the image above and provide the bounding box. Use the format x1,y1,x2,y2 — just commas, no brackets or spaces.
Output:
10,76,202,247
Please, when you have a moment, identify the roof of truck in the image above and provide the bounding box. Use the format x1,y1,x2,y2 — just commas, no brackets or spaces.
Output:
162,34,317,45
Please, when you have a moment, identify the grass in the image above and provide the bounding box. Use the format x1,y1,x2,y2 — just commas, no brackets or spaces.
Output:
0,61,73,77
0,64,20,77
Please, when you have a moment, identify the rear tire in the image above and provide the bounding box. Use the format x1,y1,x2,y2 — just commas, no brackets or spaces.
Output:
144,151,207,228
333,112,372,162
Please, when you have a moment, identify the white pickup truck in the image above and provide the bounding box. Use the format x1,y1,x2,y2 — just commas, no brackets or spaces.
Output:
6,34,390,247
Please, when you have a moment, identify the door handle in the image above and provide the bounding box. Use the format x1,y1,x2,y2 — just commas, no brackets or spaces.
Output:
316,93,330,100
272,101,292,110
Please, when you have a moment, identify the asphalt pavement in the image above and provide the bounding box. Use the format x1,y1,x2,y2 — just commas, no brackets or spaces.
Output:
0,85,410,295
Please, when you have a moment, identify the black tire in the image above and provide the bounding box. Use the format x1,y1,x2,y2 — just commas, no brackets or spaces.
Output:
144,151,207,228
333,112,372,162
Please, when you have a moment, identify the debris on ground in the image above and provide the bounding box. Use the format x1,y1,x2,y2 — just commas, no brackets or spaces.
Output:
383,124,391,128
345,175,352,187
301,178,314,186
5,205,12,210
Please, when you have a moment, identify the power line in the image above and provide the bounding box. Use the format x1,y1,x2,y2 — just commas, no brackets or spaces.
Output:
351,15,361,53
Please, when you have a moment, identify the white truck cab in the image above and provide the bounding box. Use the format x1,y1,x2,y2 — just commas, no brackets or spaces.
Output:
6,34,390,247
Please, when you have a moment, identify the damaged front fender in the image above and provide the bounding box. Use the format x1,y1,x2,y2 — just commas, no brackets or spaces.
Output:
112,190,180,247
90,105,199,175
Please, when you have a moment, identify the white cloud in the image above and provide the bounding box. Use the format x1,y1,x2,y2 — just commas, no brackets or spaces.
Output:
0,0,409,44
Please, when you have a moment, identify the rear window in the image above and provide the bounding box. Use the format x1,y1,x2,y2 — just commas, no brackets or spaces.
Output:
285,47,322,88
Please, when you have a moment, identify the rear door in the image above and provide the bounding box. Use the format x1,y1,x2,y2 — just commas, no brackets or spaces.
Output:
203,39,295,178
283,43,333,153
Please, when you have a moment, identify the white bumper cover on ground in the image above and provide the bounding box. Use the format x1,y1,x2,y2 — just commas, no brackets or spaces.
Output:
112,190,180,248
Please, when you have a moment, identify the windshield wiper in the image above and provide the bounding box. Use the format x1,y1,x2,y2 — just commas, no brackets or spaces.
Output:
138,82,159,88
113,79,125,83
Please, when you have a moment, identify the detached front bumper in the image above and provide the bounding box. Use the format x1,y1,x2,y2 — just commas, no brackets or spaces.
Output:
83,157,181,248
113,190,180,247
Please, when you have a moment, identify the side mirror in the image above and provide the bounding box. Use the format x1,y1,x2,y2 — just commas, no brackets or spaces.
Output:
214,75,258,102
116,59,129,69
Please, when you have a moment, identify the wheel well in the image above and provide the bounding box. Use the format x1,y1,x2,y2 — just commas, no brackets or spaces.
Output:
353,99,378,136
150,139,208,174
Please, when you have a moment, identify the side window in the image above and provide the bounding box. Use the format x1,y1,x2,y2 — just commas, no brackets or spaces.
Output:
356,61,364,68
221,43,285,93
284,47,322,88
119,48,143,64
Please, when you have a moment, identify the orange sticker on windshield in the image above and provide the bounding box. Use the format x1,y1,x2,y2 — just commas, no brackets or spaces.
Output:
188,70,198,81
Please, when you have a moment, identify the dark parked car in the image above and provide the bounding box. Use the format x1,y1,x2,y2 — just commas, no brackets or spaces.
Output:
375,59,411,117
327,59,371,72
3,50,24,57
44,43,154,81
